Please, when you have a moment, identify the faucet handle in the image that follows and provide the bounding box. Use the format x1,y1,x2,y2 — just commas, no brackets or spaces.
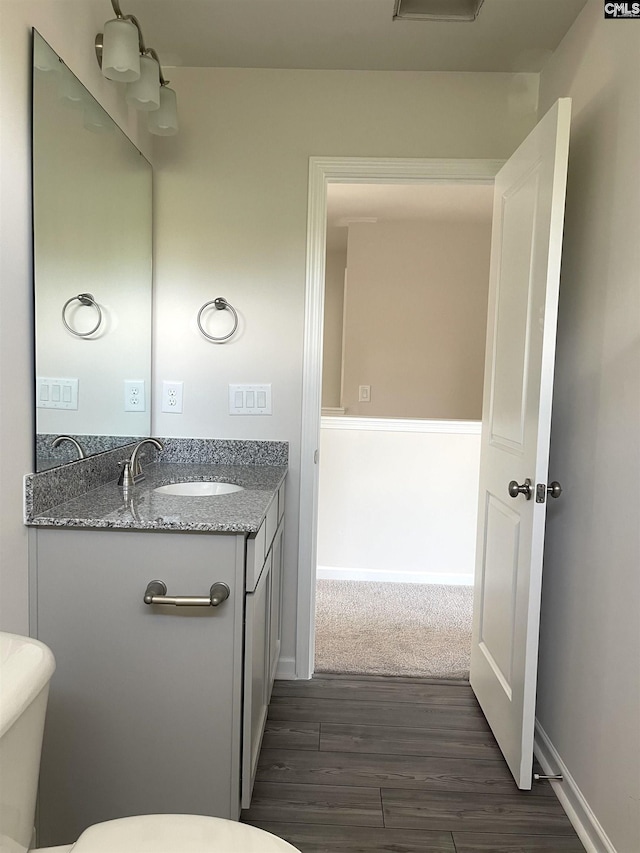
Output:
117,460,134,488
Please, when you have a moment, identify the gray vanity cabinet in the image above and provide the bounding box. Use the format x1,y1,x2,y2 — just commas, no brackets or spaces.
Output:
31,528,246,848
30,482,287,848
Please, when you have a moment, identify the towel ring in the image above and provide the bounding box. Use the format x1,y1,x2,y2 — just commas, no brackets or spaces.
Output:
197,297,238,343
62,293,103,338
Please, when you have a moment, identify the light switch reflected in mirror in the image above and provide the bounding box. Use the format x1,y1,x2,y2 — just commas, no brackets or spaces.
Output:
32,31,152,472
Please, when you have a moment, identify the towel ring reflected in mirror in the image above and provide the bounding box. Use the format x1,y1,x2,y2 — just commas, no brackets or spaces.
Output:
62,293,103,338
197,297,238,343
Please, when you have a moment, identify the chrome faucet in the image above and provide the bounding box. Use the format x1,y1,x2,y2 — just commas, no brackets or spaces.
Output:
118,438,164,488
51,435,86,460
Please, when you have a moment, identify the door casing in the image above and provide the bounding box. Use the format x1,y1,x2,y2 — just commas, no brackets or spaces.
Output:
296,157,504,679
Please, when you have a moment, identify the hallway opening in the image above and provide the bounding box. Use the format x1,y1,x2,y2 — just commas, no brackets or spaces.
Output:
313,179,494,680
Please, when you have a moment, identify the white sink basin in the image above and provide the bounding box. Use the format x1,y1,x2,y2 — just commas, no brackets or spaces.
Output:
154,481,244,497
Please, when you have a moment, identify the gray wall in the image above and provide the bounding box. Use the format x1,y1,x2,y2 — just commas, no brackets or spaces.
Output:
536,3,640,851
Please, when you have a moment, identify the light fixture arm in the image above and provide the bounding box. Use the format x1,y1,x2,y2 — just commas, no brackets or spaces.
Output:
96,0,178,133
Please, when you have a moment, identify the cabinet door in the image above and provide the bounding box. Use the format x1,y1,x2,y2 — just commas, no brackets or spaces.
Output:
33,529,245,847
241,550,271,809
268,520,284,688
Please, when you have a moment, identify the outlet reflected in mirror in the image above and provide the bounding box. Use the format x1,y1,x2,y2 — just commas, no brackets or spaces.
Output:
32,31,152,472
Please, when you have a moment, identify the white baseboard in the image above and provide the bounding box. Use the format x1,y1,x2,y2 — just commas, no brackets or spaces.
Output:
316,566,474,586
534,720,618,853
275,656,297,680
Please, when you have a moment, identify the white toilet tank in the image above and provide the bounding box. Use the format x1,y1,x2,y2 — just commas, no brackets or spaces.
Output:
0,632,56,853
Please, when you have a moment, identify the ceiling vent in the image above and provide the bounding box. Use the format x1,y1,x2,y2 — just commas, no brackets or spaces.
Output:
393,0,485,21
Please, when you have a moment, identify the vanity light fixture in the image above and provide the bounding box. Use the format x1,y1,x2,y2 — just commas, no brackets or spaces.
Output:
96,0,178,135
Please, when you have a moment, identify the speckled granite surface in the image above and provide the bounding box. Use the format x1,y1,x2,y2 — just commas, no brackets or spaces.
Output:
159,438,287,466
25,443,138,518
26,463,286,533
36,434,141,471
25,439,288,533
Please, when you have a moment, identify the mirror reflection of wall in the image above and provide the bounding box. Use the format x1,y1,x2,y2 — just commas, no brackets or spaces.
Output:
32,31,152,472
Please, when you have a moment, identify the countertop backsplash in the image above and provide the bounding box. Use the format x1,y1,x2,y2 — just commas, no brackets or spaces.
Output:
158,438,288,466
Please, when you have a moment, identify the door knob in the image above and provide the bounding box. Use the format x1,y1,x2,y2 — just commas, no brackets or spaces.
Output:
508,478,532,500
547,481,562,499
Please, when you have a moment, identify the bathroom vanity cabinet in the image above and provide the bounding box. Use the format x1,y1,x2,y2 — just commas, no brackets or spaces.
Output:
29,483,285,848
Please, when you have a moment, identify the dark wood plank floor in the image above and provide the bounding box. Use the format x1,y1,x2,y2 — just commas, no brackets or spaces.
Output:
241,674,585,853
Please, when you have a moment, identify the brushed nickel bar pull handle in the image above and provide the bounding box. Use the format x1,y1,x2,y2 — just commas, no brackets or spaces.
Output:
144,580,230,607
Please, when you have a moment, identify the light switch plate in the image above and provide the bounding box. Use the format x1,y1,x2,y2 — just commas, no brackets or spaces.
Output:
359,385,371,402
36,377,78,410
229,384,272,415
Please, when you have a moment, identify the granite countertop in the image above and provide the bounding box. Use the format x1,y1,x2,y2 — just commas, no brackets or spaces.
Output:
26,462,287,533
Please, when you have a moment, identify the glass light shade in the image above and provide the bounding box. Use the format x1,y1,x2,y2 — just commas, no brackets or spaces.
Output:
126,55,160,111
148,86,178,136
101,18,140,82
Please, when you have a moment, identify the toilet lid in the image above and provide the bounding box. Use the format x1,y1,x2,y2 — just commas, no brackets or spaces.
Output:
69,814,301,853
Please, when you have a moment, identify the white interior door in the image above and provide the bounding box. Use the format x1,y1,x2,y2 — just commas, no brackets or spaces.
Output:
470,98,571,790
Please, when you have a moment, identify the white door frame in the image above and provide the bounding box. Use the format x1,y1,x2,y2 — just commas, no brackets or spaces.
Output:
296,156,504,679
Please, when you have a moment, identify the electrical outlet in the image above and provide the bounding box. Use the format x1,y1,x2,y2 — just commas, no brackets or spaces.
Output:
161,381,183,413
359,385,371,403
124,380,146,412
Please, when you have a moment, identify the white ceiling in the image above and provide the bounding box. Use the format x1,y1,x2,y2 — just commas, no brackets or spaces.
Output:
130,0,587,72
326,183,494,251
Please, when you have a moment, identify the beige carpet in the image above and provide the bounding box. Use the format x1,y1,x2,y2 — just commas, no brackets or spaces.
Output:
315,580,473,680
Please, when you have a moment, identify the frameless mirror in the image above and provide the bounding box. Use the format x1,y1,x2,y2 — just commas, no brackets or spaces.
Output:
32,31,152,472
